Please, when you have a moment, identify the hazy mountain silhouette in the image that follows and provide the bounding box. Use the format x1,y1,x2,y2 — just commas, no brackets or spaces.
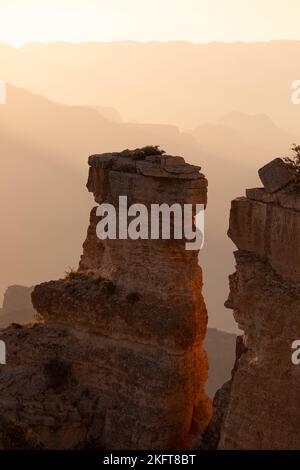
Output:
204,328,236,398
1,41,300,135
95,106,122,123
0,83,295,332
0,285,35,328
192,112,293,165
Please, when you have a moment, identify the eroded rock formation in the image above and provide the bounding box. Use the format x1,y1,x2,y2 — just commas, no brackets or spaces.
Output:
215,158,300,449
0,147,211,450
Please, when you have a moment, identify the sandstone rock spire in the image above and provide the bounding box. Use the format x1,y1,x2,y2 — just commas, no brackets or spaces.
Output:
0,147,211,450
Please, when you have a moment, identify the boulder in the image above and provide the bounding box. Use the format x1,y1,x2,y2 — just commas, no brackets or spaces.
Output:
258,158,295,193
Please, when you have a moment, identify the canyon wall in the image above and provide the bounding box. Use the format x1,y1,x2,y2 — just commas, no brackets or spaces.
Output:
215,159,300,449
0,147,211,450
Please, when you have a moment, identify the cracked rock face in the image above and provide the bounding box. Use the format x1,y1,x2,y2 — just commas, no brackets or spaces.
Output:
0,148,211,450
217,176,300,450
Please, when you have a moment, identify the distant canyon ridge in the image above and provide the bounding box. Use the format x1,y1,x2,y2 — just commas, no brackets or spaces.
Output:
1,41,300,332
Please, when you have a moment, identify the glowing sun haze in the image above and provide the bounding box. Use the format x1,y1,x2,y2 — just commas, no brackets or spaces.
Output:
1,0,300,46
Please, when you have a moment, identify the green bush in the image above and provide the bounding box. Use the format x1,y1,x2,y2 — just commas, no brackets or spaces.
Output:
120,145,165,160
283,144,300,182
98,278,116,296
64,267,87,280
10,323,22,329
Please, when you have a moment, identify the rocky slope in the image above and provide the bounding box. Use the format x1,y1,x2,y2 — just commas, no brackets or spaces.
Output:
0,147,211,450
0,286,235,397
0,295,236,399
213,158,300,449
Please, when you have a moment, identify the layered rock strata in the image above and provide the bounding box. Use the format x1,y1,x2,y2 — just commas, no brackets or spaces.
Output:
0,147,211,450
217,161,300,450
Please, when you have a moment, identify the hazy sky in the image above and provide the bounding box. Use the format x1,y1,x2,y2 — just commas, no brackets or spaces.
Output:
1,0,300,46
